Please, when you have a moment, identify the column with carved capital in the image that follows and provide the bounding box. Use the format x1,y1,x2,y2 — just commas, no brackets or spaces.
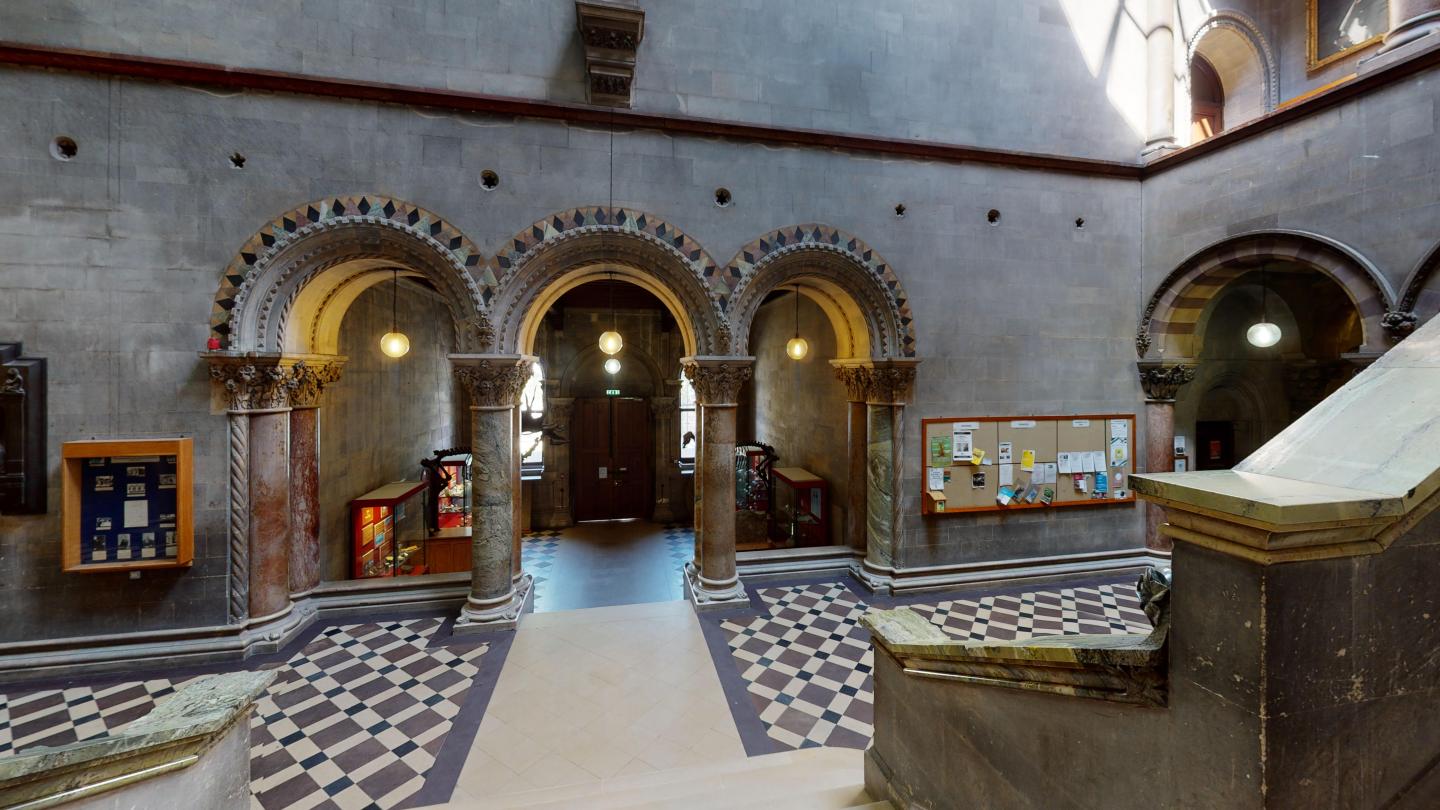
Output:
287,357,346,598
834,360,919,593
830,362,871,553
1138,361,1196,551
681,356,753,608
450,354,535,632
205,353,302,624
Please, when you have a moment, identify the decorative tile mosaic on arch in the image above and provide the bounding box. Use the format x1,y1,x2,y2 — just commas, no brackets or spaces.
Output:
209,195,489,343
715,578,1151,753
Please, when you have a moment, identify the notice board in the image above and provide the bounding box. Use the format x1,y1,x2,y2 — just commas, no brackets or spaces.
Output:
921,414,1136,515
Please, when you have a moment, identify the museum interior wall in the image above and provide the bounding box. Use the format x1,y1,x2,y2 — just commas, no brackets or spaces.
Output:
317,280,459,582
746,292,849,547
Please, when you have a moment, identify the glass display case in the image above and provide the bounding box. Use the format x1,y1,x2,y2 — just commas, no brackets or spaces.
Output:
436,456,471,530
735,443,776,512
350,481,427,578
769,467,829,547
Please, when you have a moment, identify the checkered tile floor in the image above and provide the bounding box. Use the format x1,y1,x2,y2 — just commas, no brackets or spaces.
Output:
662,524,695,571
0,617,489,810
718,579,1151,752
521,529,562,604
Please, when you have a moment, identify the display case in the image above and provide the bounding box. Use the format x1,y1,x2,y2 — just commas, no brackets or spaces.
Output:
351,481,427,578
61,438,194,572
734,443,776,513
436,457,471,530
769,466,829,547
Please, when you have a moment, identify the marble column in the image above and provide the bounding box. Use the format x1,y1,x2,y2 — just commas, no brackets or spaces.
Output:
1143,0,1177,155
831,364,871,553
1381,0,1440,53
1137,362,1196,552
512,404,523,579
450,354,535,633
285,358,345,598
681,356,753,608
833,360,920,594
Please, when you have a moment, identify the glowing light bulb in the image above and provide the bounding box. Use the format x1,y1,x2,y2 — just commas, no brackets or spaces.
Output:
599,330,623,355
1246,322,1281,348
604,357,621,375
380,331,410,358
786,336,809,360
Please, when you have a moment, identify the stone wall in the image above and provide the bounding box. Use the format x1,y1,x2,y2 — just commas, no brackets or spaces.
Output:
317,280,459,582
747,293,849,546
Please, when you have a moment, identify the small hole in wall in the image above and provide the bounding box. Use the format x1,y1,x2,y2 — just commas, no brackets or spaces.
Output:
986,208,1001,225
894,203,907,218
714,187,732,207
229,152,246,169
50,136,78,161
1075,217,1085,229
480,169,500,190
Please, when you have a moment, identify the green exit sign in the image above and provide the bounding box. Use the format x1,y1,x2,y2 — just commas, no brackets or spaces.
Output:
605,389,620,396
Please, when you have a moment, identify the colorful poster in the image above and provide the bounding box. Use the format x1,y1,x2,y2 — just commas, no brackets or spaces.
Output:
1020,449,1035,472
953,429,974,462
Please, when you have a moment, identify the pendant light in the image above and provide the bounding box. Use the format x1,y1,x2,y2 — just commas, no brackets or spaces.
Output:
380,269,410,358
604,357,621,375
1246,267,1281,348
598,111,624,357
786,285,809,360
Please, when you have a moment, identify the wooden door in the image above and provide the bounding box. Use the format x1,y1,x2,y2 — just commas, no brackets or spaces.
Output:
1195,421,1236,470
572,397,653,521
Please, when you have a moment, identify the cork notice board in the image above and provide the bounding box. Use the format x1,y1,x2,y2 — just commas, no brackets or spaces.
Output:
921,415,1136,515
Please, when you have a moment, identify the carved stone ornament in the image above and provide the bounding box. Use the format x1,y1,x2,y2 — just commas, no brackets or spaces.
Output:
208,358,294,412
831,360,919,405
453,356,534,408
1137,363,1197,402
1382,309,1418,339
288,359,347,408
466,313,498,354
575,1,645,107
1,368,22,395
682,358,753,406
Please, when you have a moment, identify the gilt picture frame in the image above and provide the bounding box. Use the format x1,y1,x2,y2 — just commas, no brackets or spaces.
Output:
1308,0,1388,71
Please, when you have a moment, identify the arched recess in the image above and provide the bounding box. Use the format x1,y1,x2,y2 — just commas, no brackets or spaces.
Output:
211,195,491,353
558,343,665,398
1139,230,1394,359
1390,240,1440,337
1186,10,1278,136
723,225,917,358
486,207,727,357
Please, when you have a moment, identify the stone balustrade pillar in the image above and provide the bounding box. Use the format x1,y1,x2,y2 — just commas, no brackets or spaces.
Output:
451,354,535,633
1137,361,1196,551
681,356,753,608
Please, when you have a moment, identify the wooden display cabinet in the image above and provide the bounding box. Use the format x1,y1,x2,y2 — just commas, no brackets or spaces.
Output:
436,457,470,530
351,481,427,578
61,438,195,572
769,467,829,547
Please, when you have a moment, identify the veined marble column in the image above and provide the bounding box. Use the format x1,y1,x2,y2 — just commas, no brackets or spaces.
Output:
286,359,345,598
1137,362,1196,551
512,404,523,579
1143,0,1177,155
681,356,753,609
834,360,919,594
451,354,534,633
831,363,871,553
1381,0,1440,53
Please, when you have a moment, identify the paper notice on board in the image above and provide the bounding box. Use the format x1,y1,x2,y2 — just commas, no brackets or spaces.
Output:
953,428,974,462
1057,452,1072,474
1020,449,1035,472
998,442,1013,463
927,467,945,492
971,448,986,466
1109,419,1129,467
999,463,1014,487
1093,450,1107,472
123,499,149,529
1042,462,1058,485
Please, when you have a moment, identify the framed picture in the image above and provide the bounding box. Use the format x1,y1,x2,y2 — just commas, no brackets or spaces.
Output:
1309,0,1388,71
62,438,194,572
1174,458,1189,473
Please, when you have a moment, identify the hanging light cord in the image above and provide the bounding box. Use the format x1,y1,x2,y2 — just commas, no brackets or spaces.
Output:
793,285,800,339
391,269,398,333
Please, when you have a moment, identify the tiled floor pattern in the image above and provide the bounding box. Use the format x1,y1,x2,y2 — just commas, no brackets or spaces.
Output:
523,522,690,612
0,617,489,810
718,579,1152,752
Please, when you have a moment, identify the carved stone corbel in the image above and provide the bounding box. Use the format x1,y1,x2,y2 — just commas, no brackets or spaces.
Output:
575,1,645,107
1137,361,1197,403
288,358,348,408
830,359,920,405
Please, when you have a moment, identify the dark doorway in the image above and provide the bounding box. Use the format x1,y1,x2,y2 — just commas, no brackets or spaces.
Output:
572,396,652,521
1195,420,1236,470
1191,55,1224,140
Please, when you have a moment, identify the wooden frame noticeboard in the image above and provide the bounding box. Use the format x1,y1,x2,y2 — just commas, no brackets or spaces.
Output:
62,438,194,572
921,415,1136,516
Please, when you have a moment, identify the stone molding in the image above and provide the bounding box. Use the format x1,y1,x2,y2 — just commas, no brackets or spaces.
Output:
450,354,535,408
1136,361,1196,403
575,1,645,107
830,359,921,405
680,356,753,406
203,353,347,412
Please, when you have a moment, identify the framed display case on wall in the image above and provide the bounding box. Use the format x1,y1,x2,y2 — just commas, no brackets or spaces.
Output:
1308,0,1388,71
61,438,194,572
351,481,427,578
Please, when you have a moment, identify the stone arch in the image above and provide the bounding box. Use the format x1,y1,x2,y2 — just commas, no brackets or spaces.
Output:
486,207,727,357
211,195,490,353
1139,230,1394,359
1390,240,1440,338
722,225,916,358
1187,10,1278,133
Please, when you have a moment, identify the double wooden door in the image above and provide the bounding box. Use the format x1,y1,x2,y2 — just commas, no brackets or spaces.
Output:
573,397,652,521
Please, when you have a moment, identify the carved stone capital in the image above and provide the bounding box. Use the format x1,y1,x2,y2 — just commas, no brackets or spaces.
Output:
204,353,347,412
451,354,535,408
1137,361,1197,403
288,358,347,408
1382,309,1418,339
681,356,754,406
830,359,921,405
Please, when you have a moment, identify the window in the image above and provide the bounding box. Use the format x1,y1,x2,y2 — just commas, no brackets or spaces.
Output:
1190,55,1224,142
519,362,545,474
678,371,697,468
